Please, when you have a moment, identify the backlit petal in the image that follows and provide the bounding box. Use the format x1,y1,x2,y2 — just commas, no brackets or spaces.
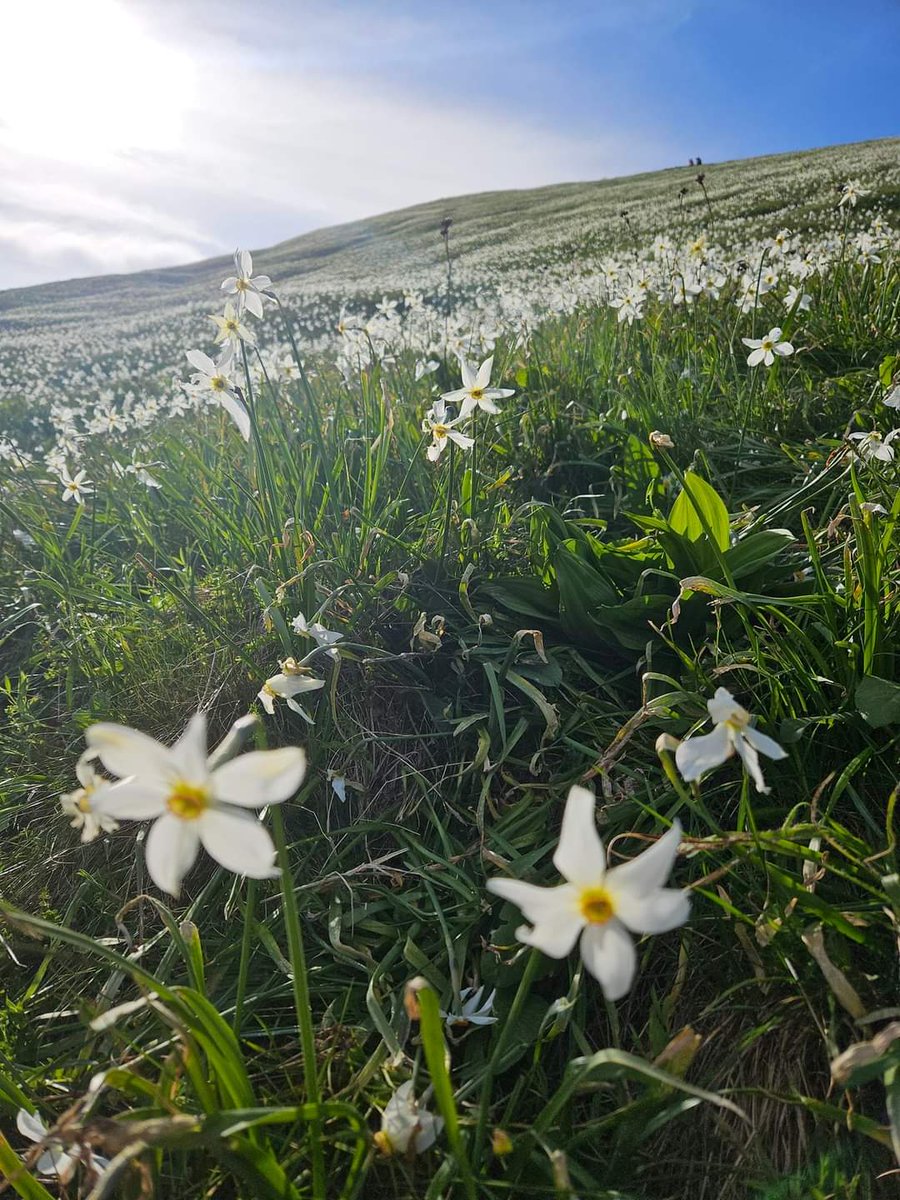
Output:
734,735,769,793
93,776,168,820
613,885,691,935
552,785,606,885
579,919,637,1000
17,1109,47,1143
86,722,174,782
475,355,494,389
145,814,200,897
198,807,278,878
743,725,787,761
675,723,732,781
212,747,306,807
170,712,209,783
605,820,683,895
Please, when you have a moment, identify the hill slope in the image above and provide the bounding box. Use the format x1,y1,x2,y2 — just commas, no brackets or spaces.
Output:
2,137,897,324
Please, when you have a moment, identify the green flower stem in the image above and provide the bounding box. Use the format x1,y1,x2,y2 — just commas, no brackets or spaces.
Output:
271,807,325,1200
233,878,257,1037
473,947,543,1166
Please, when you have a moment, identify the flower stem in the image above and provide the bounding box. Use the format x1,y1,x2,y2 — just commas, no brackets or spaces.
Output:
233,877,257,1037
440,438,457,566
473,947,543,1165
271,806,325,1199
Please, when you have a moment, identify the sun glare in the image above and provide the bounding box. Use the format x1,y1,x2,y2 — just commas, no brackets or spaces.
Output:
0,0,194,163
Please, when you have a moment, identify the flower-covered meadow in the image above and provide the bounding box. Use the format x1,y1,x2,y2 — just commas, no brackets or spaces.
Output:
0,138,899,1198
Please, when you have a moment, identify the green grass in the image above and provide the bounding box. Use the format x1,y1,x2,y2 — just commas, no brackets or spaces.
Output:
0,146,899,1199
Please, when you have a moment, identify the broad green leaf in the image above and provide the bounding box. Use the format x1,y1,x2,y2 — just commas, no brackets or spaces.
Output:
0,1135,55,1200
668,472,730,552
856,674,900,728
724,529,794,579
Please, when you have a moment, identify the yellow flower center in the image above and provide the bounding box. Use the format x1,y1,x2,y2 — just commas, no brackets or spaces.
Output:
579,886,615,924
167,782,210,821
210,375,227,391
433,423,449,437
761,340,774,351
235,278,248,291
469,387,484,400
373,1130,394,1156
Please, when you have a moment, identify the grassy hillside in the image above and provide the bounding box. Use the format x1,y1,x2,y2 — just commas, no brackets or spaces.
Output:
0,139,898,1199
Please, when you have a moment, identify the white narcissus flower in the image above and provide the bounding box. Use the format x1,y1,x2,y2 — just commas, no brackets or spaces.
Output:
220,249,272,319
58,465,93,505
783,285,812,312
741,327,794,367
848,430,898,463
374,1081,443,1156
422,397,474,462
487,786,689,1001
839,179,865,208
675,687,787,794
87,712,306,897
186,348,251,441
884,386,900,410
291,612,343,647
258,658,326,720
441,354,515,419
16,1109,109,1181
441,985,498,1030
211,300,256,347
60,751,119,843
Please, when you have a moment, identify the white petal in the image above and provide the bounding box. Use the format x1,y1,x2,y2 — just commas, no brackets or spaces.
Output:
768,327,782,340
579,920,636,1000
606,820,682,895
412,1112,443,1154
145,814,200,897
439,388,469,406
477,395,501,414
733,735,769,793
675,723,732,781
93,777,168,820
448,429,474,450
747,348,765,367
198,807,278,878
244,289,264,319
170,712,209,783
475,355,494,389
552,785,606,886
488,878,582,957
238,249,252,276
773,341,793,356
742,725,787,761
212,747,306,807
613,886,691,935
707,687,739,724
516,912,584,958
37,1147,77,1179
86,722,174,781
17,1109,46,1143
218,393,251,441
186,349,216,375
459,358,476,389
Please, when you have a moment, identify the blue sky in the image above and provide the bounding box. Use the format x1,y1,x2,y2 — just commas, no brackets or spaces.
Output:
1,0,896,290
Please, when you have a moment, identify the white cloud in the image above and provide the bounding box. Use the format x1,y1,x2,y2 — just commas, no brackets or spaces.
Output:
1,0,672,289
